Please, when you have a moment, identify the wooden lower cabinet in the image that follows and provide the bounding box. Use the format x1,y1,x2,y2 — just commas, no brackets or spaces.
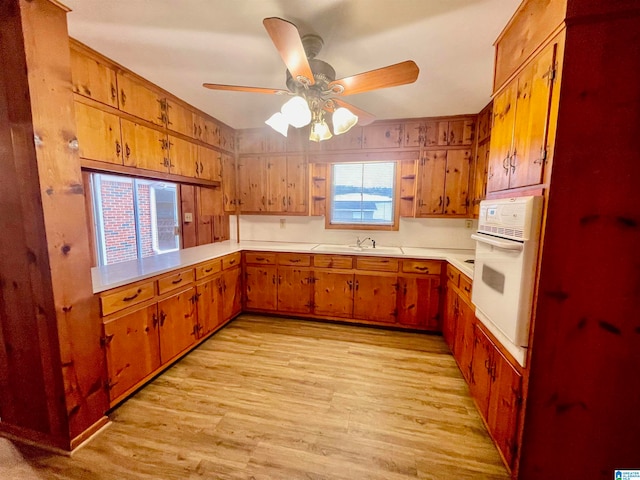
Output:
452,292,475,383
443,281,458,350
196,275,222,336
353,273,397,323
245,265,278,311
313,271,354,318
220,266,242,320
397,275,440,329
103,303,161,401
278,266,313,314
158,286,197,363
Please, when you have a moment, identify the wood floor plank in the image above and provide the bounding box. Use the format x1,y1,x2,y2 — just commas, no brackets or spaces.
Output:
0,315,509,479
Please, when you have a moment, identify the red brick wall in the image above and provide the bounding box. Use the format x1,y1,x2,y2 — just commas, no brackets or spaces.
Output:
100,178,137,264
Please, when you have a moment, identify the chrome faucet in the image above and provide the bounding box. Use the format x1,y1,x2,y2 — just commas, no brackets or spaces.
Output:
356,237,376,248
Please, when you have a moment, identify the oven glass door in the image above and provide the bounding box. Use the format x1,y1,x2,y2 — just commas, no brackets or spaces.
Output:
471,233,530,346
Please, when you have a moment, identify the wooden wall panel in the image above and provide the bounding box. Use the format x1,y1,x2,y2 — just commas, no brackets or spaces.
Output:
180,184,197,249
0,0,108,450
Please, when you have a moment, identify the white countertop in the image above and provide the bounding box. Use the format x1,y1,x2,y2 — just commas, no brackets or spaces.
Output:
92,240,475,293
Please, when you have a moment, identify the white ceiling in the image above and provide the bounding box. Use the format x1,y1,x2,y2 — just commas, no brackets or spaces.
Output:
62,0,521,130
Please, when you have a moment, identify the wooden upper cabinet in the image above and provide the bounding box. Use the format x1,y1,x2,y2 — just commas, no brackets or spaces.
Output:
70,46,118,108
167,135,197,177
286,127,307,152
362,123,403,149
238,156,267,212
74,102,123,165
443,149,471,215
120,118,168,173
117,72,165,126
472,140,490,216
416,150,447,215
404,121,424,148
437,119,476,146
266,156,287,212
218,126,235,153
165,99,194,138
320,126,363,151
477,102,493,144
196,146,222,182
237,130,265,154
286,155,308,214
220,153,237,212
488,38,559,193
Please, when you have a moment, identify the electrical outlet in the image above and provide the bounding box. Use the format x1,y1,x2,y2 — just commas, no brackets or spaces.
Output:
465,219,473,229
184,212,193,223
280,218,286,229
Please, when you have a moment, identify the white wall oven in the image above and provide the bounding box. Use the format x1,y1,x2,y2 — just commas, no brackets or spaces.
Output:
471,196,543,367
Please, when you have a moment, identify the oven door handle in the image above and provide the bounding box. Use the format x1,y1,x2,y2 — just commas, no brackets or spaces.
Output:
471,233,524,251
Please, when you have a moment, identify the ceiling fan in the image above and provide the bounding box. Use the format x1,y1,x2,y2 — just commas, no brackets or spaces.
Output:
203,17,419,141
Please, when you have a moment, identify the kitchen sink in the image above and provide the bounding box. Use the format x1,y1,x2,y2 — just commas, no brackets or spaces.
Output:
312,244,403,255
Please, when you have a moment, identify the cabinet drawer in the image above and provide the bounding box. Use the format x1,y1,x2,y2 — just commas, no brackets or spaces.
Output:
101,281,155,316
244,252,277,265
157,269,195,295
356,257,399,272
402,259,442,275
446,264,461,286
278,253,311,267
459,274,473,302
222,252,241,269
313,255,353,269
195,260,221,280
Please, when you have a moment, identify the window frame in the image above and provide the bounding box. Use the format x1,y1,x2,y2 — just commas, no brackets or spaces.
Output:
325,160,401,231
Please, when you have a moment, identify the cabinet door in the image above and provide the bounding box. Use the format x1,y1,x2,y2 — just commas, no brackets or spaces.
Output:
447,119,476,146
245,265,277,311
158,287,197,364
196,276,222,336
313,271,354,318
168,134,197,177
218,126,235,153
353,274,398,324
487,82,517,193
510,42,556,189
221,153,237,212
221,266,242,321
471,141,490,217
469,324,494,419
321,127,362,151
120,118,168,172
237,130,265,153
277,267,313,314
70,47,118,108
204,118,220,146
362,123,403,149
196,146,222,182
453,295,475,383
166,99,194,138
266,156,287,212
103,304,160,402
443,149,471,215
487,349,523,469
443,282,458,351
404,122,425,147
117,73,165,126
396,275,440,329
416,150,447,215
75,102,122,165
238,157,267,212
286,155,308,213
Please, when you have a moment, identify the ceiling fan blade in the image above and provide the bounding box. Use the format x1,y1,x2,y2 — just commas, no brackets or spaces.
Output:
202,83,289,95
328,60,419,96
263,17,315,86
327,99,376,126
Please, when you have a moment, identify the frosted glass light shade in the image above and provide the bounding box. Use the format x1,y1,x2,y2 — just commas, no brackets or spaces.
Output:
265,112,288,137
309,120,333,142
281,96,312,128
332,107,358,135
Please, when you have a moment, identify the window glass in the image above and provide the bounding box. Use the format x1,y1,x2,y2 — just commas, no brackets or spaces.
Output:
330,162,396,226
90,173,179,266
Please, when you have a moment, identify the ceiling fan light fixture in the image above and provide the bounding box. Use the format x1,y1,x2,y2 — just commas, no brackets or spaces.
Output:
265,112,289,137
281,95,312,128
332,107,358,135
309,119,332,142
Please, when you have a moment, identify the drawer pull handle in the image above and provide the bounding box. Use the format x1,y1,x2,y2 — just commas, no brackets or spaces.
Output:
464,286,471,293
172,278,183,285
289,259,301,263
204,268,213,273
255,257,265,261
229,259,236,265
415,266,429,272
123,289,142,302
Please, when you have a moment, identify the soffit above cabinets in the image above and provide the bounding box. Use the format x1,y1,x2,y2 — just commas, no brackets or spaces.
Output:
62,0,521,129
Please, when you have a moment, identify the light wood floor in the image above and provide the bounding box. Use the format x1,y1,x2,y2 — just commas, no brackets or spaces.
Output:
1,315,509,479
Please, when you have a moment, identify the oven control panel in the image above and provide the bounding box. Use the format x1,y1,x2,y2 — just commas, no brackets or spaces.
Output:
478,196,543,241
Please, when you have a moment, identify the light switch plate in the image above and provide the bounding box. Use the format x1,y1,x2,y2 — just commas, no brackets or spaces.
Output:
184,212,193,223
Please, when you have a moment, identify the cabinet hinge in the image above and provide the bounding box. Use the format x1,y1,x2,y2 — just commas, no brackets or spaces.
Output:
100,334,114,347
